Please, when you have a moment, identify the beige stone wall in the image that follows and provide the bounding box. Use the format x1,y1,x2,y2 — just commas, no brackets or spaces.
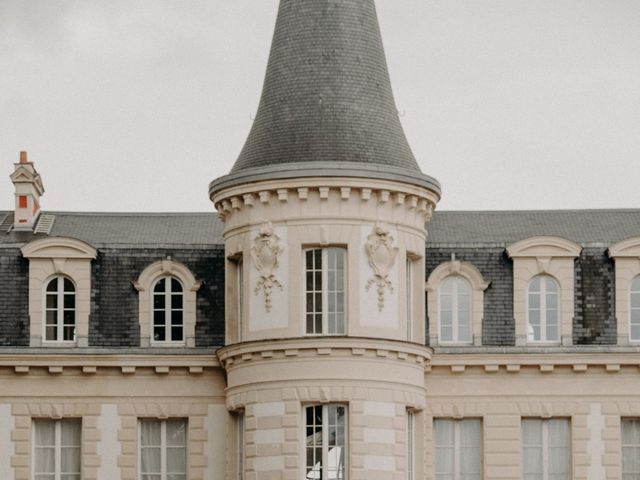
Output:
425,353,640,480
0,354,226,480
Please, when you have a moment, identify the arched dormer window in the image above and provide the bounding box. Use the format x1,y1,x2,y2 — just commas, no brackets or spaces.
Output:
152,276,184,343
439,276,472,344
426,260,489,346
134,260,201,347
631,276,640,342
44,275,76,342
21,236,96,347
609,238,640,345
527,275,560,343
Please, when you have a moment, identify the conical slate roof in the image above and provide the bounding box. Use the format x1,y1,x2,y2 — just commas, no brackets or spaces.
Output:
210,0,440,196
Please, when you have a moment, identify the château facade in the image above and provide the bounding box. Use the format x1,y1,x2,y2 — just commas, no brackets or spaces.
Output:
2,1,640,480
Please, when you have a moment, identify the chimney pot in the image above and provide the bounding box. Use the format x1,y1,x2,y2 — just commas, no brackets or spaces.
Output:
20,151,28,163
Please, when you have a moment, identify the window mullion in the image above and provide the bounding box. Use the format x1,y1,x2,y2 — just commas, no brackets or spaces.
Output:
55,420,61,480
161,420,167,480
322,249,328,335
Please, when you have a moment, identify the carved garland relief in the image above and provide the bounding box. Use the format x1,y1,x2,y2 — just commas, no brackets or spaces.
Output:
251,221,284,312
365,225,398,311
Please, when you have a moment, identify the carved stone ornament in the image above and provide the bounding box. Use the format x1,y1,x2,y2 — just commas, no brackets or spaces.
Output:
250,221,284,312
365,225,399,311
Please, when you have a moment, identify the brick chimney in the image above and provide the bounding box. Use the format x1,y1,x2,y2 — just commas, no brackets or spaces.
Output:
10,151,45,231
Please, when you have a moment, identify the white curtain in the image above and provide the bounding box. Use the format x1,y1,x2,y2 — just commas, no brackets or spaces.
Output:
434,419,481,480
141,420,162,480
622,419,640,479
522,419,570,480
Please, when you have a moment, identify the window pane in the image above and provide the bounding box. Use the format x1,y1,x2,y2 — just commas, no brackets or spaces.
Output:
167,420,187,446
61,447,80,474
171,278,182,292
529,293,540,309
61,419,81,446
46,294,58,309
141,420,161,446
46,279,58,292
154,278,166,292
63,294,75,309
141,448,162,474
171,310,183,326
167,448,187,474
171,294,183,309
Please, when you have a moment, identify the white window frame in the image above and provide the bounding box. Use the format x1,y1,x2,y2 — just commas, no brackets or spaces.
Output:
406,257,413,341
303,404,348,480
133,260,201,348
138,418,188,480
32,418,82,480
151,276,186,346
526,275,560,344
622,418,640,478
303,247,347,336
434,418,483,480
438,276,473,345
521,418,571,480
43,275,77,345
237,257,244,342
630,276,640,342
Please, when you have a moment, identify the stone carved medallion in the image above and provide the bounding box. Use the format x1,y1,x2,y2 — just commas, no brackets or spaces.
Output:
251,221,284,312
365,225,399,311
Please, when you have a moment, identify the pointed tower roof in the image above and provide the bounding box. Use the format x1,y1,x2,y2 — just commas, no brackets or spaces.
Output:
210,0,440,196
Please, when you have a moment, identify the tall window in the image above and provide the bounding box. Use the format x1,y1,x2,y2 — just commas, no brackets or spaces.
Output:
33,418,81,480
527,275,560,343
434,419,482,480
406,257,413,341
407,412,415,480
305,405,346,480
237,257,244,342
522,419,570,480
237,412,245,480
140,419,187,480
152,277,184,343
439,276,472,344
622,418,640,479
631,277,640,341
44,276,76,342
304,248,346,335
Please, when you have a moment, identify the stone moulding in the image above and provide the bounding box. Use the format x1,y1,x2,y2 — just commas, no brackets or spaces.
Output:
365,225,399,311
250,220,284,312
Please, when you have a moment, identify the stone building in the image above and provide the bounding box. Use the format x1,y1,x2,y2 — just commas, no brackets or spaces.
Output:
2,1,640,479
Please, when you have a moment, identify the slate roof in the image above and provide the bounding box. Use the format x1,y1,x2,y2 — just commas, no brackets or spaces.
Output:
211,0,440,195
1,209,638,249
428,209,640,246
0,211,224,248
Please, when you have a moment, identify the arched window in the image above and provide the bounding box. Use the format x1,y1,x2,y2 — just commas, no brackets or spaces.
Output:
528,275,560,343
152,276,184,343
631,276,640,341
439,276,472,344
44,276,76,342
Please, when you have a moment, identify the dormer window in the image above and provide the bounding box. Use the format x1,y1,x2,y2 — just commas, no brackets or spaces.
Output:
134,260,201,347
631,276,640,341
44,276,76,342
304,248,346,335
527,275,560,343
152,276,184,343
439,276,472,344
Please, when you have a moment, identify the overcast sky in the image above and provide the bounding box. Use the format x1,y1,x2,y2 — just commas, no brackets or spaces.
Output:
1,0,639,213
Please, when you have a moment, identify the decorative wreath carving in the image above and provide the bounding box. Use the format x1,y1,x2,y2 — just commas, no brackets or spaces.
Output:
365,225,399,311
251,221,284,312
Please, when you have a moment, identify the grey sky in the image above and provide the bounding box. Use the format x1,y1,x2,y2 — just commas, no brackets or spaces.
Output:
1,0,639,212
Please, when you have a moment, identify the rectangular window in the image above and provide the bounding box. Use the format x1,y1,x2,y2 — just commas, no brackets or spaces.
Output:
304,248,346,335
434,419,482,480
305,404,347,480
406,257,413,341
522,419,570,480
407,411,415,480
33,418,81,480
237,412,244,480
19,195,28,208
622,418,640,479
139,419,187,480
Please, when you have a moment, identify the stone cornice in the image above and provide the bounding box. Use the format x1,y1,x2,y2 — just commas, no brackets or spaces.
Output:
0,353,219,375
428,351,640,373
217,337,432,370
